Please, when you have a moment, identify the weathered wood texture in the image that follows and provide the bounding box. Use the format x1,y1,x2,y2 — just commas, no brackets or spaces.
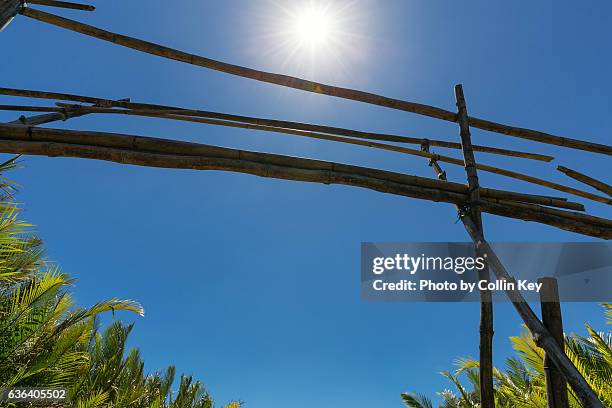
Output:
461,218,605,408
0,0,21,32
4,100,129,126
424,136,596,408
8,108,88,126
49,106,608,206
27,0,94,11
0,89,556,162
539,278,570,408
1,102,605,206
0,124,609,238
557,165,612,197
455,85,495,408
18,6,612,156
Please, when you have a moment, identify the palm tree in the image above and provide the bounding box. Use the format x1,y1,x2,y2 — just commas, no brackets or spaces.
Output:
0,156,241,407
402,304,612,407
71,320,238,408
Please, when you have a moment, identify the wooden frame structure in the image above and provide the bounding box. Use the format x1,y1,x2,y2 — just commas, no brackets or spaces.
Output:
1,1,611,407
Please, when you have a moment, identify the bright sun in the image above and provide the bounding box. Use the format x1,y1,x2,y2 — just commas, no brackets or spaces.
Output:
252,1,366,77
290,6,335,48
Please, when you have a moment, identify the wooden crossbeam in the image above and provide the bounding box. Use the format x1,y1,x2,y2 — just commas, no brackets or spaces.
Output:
0,102,607,207
0,89,556,162
36,105,612,205
27,0,94,11
0,124,609,237
17,6,612,156
557,165,612,197
4,99,129,126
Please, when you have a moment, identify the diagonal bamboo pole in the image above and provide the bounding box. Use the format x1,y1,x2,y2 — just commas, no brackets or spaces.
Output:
0,124,610,237
423,142,604,408
0,0,21,31
0,89,556,162
461,216,605,408
454,85,494,408
539,277,570,408
557,165,612,197
17,6,612,156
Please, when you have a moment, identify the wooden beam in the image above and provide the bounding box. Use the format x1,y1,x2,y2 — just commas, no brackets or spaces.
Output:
0,0,22,32
0,89,556,162
424,128,601,408
0,124,609,238
539,277,570,408
18,6,612,156
0,102,604,207
460,217,604,408
4,99,129,126
455,84,494,408
44,104,612,205
557,165,612,197
26,0,94,11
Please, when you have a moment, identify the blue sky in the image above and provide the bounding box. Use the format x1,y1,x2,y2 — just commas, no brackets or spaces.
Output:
1,1,611,406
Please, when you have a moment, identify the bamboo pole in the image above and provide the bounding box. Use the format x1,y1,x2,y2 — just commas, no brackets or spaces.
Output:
491,199,611,227
0,137,608,238
557,165,612,197
26,0,94,11
423,125,603,408
455,85,495,408
0,91,556,162
17,6,612,156
539,277,570,408
60,104,556,162
47,104,609,206
0,121,587,211
4,99,129,126
469,162,611,206
0,124,609,237
0,0,21,31
0,103,597,208
460,216,604,408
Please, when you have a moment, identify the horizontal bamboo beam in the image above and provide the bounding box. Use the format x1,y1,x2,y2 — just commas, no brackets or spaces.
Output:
0,105,587,210
26,0,94,11
0,124,609,237
40,105,608,206
0,92,556,162
0,0,21,32
18,6,612,156
0,103,596,208
557,165,612,197
3,99,129,126
9,111,83,126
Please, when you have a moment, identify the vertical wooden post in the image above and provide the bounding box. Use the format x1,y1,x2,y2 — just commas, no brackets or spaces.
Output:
0,0,22,32
539,277,570,408
455,84,495,408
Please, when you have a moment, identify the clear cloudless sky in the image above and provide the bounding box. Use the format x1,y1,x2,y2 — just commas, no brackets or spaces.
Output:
1,1,611,406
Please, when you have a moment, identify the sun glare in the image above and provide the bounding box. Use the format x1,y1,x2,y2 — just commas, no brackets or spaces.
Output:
291,6,335,48
250,1,368,79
